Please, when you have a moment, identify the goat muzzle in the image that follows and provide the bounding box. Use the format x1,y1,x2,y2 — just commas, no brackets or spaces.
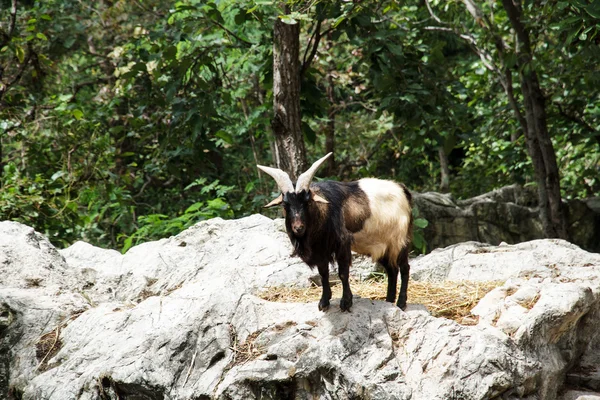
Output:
291,220,306,237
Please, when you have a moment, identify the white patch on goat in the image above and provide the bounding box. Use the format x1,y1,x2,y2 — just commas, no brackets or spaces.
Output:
352,178,411,266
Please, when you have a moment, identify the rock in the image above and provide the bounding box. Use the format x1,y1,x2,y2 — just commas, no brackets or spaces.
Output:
565,304,600,391
561,390,600,400
411,239,600,283
1,216,600,399
0,221,80,290
414,184,600,253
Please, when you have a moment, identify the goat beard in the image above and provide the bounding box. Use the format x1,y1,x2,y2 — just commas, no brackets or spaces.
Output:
289,235,311,261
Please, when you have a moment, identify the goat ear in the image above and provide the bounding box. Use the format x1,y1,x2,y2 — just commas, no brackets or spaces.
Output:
311,192,329,204
264,194,284,208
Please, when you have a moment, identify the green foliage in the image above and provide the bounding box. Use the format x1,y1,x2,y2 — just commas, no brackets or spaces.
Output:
0,163,81,247
1,0,599,253
121,179,234,253
412,207,429,255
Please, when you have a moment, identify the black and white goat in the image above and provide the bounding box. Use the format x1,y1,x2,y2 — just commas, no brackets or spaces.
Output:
258,153,413,311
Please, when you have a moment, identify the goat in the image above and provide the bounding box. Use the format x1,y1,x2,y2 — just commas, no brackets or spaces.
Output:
257,153,413,311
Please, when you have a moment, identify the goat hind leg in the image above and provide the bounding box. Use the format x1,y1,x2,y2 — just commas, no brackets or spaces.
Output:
337,249,353,312
379,257,398,303
397,248,410,310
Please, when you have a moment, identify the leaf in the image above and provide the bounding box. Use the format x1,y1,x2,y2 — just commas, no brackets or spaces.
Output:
72,109,84,120
207,198,228,210
412,231,426,254
121,236,134,254
185,202,205,213
414,218,429,229
560,15,582,27
41,14,52,21
280,15,297,25
63,36,76,49
566,24,583,45
585,1,600,18
36,32,49,41
184,177,207,191
215,130,233,144
332,15,346,28
386,43,403,56
59,93,73,102
235,10,246,25
207,8,225,24
163,45,177,61
50,170,66,182
15,45,25,64
175,4,197,11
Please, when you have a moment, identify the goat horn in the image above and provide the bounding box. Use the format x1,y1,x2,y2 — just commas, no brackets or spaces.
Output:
295,152,333,193
257,165,295,194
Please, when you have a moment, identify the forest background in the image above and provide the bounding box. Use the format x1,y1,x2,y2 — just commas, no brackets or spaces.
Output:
1,0,599,253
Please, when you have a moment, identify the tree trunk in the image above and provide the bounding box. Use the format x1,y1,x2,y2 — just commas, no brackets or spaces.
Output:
272,12,306,181
501,0,568,239
438,147,450,192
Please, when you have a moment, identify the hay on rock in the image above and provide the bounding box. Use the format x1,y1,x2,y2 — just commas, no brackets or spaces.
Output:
258,278,503,326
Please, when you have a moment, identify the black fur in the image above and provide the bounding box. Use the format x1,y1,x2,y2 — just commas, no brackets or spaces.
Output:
282,181,362,311
276,179,412,312
285,182,355,266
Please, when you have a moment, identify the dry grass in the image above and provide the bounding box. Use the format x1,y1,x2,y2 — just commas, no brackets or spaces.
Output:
258,278,504,325
35,309,86,372
228,324,266,366
36,327,63,372
24,277,43,288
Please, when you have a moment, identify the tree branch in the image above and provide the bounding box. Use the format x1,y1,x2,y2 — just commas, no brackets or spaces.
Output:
501,0,532,54
0,0,18,48
301,19,322,77
501,68,527,139
211,20,254,47
7,0,17,36
1,45,34,102
460,0,486,27
424,0,446,25
424,0,528,138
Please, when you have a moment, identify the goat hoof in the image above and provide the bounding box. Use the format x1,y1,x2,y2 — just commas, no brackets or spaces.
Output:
340,297,352,312
318,300,330,311
397,301,407,311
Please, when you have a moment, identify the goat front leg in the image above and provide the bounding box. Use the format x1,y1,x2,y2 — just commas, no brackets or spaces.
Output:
337,247,353,312
317,262,332,311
